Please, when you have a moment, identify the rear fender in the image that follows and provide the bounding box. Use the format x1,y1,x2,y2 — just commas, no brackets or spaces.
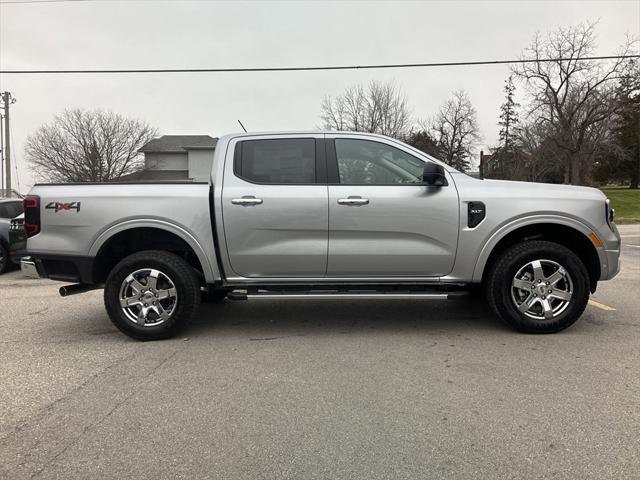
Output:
89,218,220,283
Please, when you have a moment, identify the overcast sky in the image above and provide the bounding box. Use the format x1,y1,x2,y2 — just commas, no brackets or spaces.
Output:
1,0,638,190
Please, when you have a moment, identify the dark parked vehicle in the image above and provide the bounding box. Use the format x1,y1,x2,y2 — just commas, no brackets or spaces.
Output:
9,214,26,264
0,198,24,274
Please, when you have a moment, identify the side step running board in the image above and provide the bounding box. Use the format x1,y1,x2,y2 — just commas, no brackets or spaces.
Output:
227,290,467,301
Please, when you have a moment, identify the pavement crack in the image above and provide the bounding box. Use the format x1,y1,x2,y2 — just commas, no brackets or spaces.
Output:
0,349,139,444
249,334,307,341
28,348,181,479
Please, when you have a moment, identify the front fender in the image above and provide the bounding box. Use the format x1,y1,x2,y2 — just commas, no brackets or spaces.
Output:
471,214,602,283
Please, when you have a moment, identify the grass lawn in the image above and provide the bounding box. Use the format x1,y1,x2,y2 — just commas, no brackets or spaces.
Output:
600,187,640,224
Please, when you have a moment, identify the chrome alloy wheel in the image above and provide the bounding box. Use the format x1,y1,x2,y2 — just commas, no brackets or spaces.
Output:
118,268,178,327
510,259,573,320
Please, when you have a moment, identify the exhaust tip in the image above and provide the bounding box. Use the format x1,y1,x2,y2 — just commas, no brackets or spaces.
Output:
59,284,99,297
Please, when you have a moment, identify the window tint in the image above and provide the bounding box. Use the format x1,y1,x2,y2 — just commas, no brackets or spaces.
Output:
10,202,21,218
334,139,424,185
0,202,23,219
237,138,316,184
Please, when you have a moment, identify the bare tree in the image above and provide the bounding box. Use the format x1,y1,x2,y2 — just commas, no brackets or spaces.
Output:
320,81,411,139
429,90,480,171
512,21,636,185
593,59,640,188
25,109,158,183
516,121,565,183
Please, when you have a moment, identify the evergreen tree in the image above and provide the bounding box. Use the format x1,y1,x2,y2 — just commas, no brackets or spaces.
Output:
487,75,524,179
498,75,520,152
405,129,442,159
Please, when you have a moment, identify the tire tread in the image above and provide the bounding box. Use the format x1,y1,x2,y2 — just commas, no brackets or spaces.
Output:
485,240,590,333
104,250,201,340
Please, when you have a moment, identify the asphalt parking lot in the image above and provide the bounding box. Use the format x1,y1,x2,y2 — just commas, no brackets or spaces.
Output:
1,227,639,480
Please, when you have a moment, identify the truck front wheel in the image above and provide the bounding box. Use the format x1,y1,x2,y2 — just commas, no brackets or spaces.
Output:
485,240,590,333
104,250,201,340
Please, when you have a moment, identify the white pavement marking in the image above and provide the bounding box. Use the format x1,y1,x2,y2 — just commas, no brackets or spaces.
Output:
588,299,616,311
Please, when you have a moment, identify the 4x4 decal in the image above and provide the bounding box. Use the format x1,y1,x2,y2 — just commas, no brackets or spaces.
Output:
45,201,81,213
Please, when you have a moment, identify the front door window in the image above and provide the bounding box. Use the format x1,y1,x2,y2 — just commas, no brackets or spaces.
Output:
334,138,424,185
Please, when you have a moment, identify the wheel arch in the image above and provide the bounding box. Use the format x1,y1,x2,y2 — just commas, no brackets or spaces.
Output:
474,217,602,293
89,220,216,284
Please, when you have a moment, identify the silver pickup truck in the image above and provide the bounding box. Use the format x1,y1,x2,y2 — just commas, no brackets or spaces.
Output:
20,132,621,340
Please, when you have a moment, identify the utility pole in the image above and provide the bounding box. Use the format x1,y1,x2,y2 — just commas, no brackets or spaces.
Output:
1,92,15,197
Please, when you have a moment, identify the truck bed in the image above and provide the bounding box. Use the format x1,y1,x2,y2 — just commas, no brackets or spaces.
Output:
25,182,219,283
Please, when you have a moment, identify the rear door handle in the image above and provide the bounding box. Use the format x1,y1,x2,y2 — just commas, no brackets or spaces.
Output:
338,196,369,206
231,196,263,206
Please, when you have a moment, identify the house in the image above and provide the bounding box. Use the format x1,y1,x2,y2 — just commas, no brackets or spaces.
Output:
480,149,531,181
478,150,494,179
118,135,218,182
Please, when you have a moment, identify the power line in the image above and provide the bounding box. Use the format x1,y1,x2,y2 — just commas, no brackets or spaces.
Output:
0,55,638,75
1,0,91,3
0,0,198,3
0,0,153,4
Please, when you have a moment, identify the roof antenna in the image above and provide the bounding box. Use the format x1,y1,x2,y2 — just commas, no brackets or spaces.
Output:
237,120,248,133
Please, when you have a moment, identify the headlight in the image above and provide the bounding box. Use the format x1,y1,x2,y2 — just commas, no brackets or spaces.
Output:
606,199,615,225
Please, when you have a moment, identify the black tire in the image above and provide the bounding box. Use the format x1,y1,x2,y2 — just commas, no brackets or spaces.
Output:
485,240,590,333
0,242,9,275
202,289,228,303
104,250,201,341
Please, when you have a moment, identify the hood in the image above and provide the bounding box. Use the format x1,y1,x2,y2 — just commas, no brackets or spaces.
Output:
455,175,606,202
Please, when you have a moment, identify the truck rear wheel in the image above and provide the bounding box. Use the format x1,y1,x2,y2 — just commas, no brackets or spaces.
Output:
485,240,590,333
104,250,201,340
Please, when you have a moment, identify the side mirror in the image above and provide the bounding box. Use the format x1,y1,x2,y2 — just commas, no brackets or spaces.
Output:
423,162,448,187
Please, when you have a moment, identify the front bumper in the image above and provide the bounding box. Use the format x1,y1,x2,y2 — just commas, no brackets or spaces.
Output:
601,249,621,280
597,223,621,281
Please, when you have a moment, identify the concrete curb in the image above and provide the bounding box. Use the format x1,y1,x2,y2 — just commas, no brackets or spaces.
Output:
617,224,640,235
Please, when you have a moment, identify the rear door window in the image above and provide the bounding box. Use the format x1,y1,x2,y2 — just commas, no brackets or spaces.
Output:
235,138,316,184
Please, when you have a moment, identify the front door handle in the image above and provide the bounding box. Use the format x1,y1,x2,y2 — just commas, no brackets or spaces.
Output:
338,196,369,206
231,196,263,206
